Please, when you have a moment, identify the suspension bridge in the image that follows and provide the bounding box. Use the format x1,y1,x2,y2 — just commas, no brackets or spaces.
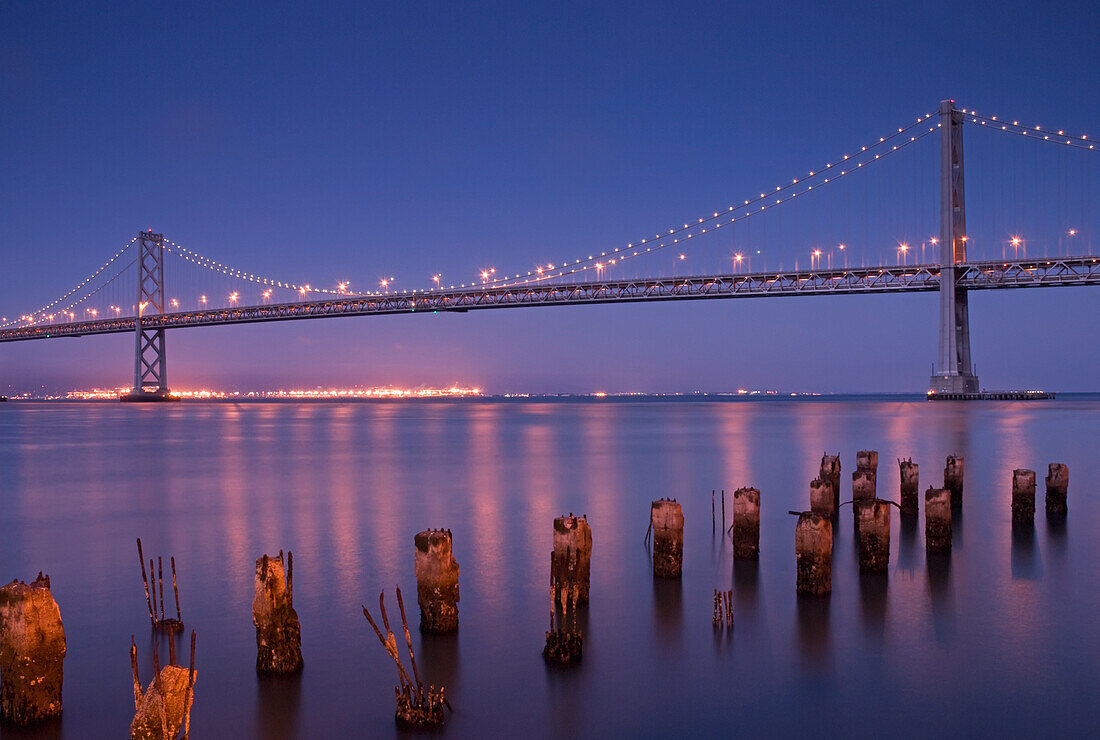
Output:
1,100,1096,400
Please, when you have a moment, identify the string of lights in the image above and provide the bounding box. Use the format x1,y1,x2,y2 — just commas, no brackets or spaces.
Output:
0,237,137,328
485,118,943,289
962,110,1095,152
164,239,354,297
45,258,138,322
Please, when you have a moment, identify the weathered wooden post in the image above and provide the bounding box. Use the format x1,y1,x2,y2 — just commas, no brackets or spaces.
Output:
732,487,761,559
924,487,952,552
0,574,66,726
899,458,919,517
129,632,196,740
820,454,841,513
1011,469,1036,524
856,450,879,474
857,500,891,572
851,470,877,529
552,514,592,605
415,530,460,633
809,478,834,518
795,513,832,595
1045,463,1069,516
253,551,303,674
650,499,684,577
944,455,964,505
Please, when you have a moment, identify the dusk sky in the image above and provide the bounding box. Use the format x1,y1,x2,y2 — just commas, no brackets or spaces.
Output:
1,1,1097,393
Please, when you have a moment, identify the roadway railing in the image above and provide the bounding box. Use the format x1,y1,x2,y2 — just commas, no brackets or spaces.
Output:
2,256,1096,343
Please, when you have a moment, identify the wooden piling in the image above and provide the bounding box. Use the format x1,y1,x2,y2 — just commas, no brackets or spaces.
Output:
414,529,460,633
1045,463,1069,516
809,478,834,518
552,514,592,604
851,469,877,529
795,513,832,595
899,458,919,517
856,450,879,473
820,454,841,513
856,500,891,573
924,487,952,552
650,499,684,577
1012,469,1036,524
128,629,197,740
0,574,66,726
252,551,303,674
944,455,964,506
732,487,761,559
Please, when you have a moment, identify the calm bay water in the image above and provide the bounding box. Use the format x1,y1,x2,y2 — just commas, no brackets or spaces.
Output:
1,397,1098,738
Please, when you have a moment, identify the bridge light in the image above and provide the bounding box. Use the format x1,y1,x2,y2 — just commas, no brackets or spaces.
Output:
1068,229,1077,236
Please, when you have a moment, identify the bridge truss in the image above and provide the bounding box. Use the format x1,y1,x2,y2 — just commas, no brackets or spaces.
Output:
1,255,1095,344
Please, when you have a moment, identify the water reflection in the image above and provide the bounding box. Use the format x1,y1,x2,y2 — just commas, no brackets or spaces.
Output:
897,515,920,574
1011,524,1041,580
255,675,302,739
857,572,888,643
926,552,956,645
795,594,831,667
732,557,759,612
652,577,683,647
419,633,461,695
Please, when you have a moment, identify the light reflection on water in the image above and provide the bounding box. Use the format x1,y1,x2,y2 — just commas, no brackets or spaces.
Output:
0,397,1097,738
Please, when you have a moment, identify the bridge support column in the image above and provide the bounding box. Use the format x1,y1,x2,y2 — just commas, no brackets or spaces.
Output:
122,231,175,402
930,99,980,395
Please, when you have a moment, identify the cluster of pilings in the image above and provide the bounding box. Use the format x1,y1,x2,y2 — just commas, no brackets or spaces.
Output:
0,454,1076,731
1013,463,1070,524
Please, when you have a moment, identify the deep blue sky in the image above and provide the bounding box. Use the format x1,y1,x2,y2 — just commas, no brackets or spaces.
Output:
2,1,1098,393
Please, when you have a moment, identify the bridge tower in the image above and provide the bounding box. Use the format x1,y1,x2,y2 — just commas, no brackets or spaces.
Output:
930,99,979,394
121,231,176,402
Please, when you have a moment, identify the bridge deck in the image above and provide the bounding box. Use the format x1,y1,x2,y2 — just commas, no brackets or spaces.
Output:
1,256,1096,343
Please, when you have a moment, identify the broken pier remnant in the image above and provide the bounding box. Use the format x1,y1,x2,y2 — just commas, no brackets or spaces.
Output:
136,539,183,634
414,529,460,633
924,487,952,552
857,499,891,573
1012,469,1036,524
1045,463,1068,516
732,487,761,559
0,574,66,726
795,512,832,595
253,551,303,674
856,450,879,474
128,631,196,740
820,453,841,513
944,455,964,506
362,588,450,728
809,478,834,518
552,514,592,605
650,499,684,577
851,470,877,528
545,551,583,665
899,458,919,517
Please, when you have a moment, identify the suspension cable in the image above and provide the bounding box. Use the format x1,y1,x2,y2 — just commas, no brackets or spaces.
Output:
0,237,137,328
